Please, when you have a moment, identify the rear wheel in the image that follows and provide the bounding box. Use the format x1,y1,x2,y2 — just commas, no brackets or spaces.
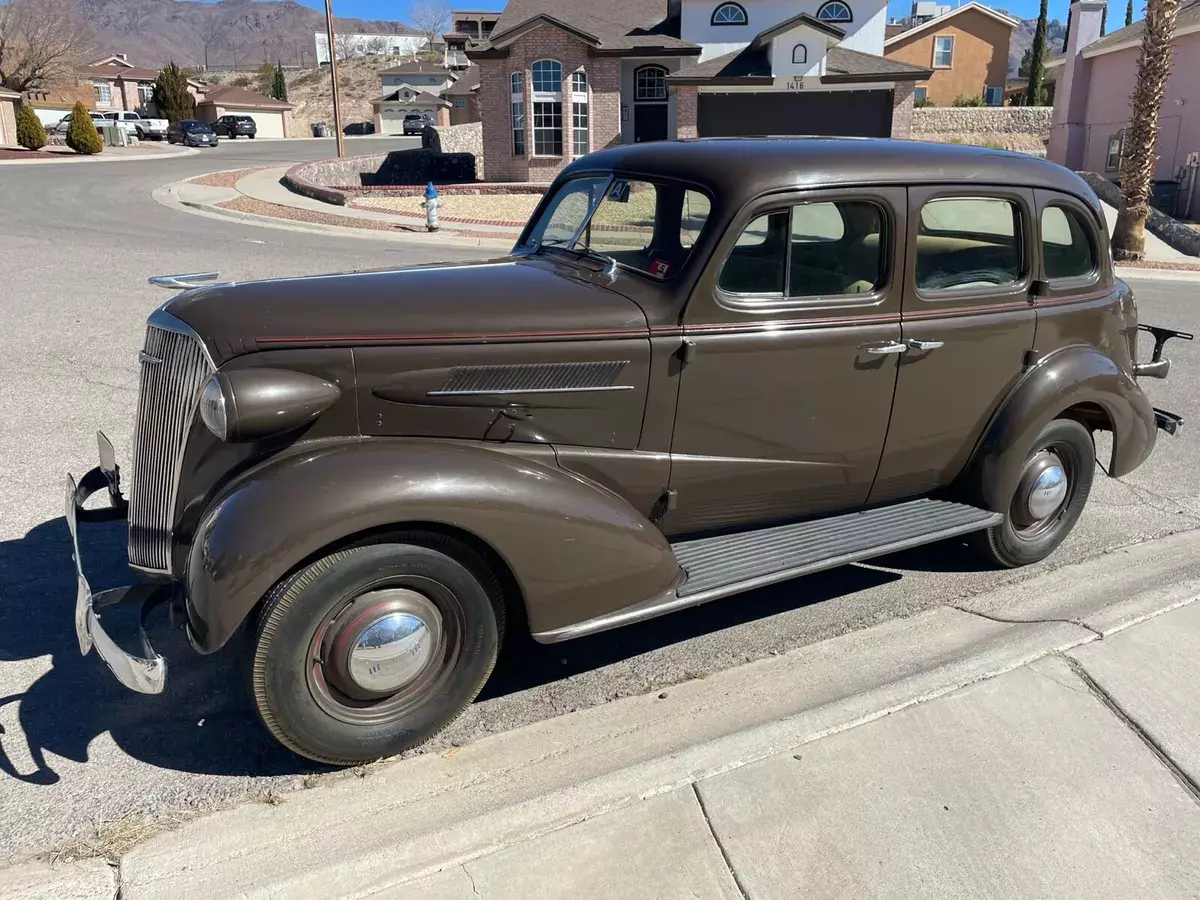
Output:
970,418,1095,568
248,536,504,765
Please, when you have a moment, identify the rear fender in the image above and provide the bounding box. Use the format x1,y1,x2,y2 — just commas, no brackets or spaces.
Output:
186,438,680,652
965,344,1155,511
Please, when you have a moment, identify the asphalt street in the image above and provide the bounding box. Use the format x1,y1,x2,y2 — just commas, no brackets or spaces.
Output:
0,139,1197,862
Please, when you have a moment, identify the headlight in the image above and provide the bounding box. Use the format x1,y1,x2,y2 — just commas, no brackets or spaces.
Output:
199,376,229,440
196,369,341,443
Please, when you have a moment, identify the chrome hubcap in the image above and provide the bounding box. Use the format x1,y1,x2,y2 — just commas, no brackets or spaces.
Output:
1015,450,1069,525
326,589,443,699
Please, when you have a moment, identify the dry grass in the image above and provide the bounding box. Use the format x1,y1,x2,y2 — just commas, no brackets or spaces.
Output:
285,58,384,135
48,810,200,864
355,193,542,223
188,167,264,188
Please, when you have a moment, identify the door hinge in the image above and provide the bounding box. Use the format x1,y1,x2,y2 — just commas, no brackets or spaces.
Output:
1022,349,1040,369
679,338,697,364
662,488,678,511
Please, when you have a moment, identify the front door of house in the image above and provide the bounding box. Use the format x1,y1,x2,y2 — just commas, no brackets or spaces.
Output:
633,64,669,143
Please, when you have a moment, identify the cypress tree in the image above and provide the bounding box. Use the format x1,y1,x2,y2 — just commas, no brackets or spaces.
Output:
1026,0,1050,105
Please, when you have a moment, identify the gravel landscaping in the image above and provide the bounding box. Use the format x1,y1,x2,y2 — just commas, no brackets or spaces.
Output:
354,193,543,224
188,168,265,188
217,196,512,240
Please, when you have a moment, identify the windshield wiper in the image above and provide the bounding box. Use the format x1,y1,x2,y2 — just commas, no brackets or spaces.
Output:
536,238,615,272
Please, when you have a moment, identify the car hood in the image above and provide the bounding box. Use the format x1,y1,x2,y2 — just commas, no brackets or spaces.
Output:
162,256,649,363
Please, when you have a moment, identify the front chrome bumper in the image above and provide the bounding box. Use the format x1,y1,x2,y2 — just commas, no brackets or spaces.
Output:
67,432,169,694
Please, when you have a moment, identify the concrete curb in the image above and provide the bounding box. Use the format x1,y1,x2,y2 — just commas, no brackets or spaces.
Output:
106,529,1200,900
0,146,199,166
0,858,116,899
150,180,513,250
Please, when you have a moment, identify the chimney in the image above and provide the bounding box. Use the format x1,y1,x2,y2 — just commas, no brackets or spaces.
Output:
117,52,128,61
1047,0,1105,170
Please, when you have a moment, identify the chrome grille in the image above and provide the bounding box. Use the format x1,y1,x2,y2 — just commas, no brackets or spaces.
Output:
127,324,213,572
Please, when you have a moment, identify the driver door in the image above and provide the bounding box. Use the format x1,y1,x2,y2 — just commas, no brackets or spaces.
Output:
662,187,907,536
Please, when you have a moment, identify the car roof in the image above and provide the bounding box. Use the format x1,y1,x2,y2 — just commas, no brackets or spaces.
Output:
562,137,1101,211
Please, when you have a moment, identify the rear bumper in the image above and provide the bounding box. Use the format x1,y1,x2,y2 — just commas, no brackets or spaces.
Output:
67,432,170,694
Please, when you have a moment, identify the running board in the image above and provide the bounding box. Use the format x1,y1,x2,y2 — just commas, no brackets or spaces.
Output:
532,499,1001,643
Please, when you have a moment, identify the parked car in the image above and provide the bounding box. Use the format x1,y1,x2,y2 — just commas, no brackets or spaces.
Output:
67,139,1190,765
166,119,218,147
402,113,429,135
343,121,376,135
213,114,257,139
102,110,168,140
53,111,128,135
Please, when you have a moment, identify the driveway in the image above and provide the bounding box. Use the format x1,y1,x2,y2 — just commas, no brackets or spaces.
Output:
0,142,1197,861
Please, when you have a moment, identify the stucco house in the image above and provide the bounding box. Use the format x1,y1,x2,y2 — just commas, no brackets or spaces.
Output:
195,85,295,138
883,1,1017,107
466,0,932,182
1048,0,1200,218
0,88,19,147
371,62,459,133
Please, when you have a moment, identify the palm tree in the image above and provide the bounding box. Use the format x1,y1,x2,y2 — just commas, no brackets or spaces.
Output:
1111,0,1182,260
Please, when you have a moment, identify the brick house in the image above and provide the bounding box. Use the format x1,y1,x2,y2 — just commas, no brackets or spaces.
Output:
883,2,1018,107
444,65,482,124
467,0,932,182
195,85,295,138
371,62,457,134
78,54,160,114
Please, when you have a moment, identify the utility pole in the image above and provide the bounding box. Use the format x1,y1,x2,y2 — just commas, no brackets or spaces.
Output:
323,0,346,156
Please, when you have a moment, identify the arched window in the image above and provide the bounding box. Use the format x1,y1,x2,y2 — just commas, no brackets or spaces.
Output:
530,59,564,156
816,0,852,21
710,2,748,25
510,72,524,156
531,59,563,93
792,44,807,64
635,64,668,101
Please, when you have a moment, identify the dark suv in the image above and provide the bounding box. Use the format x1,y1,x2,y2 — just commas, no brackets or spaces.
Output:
67,139,1189,765
214,115,257,139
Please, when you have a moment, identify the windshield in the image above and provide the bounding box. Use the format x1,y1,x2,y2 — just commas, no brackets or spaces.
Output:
183,121,210,132
520,175,712,280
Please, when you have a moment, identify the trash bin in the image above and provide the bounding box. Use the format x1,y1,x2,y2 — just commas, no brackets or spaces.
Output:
311,122,321,137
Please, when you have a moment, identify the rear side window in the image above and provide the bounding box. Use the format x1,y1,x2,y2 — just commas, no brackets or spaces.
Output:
1041,205,1097,280
719,200,885,299
916,197,1021,291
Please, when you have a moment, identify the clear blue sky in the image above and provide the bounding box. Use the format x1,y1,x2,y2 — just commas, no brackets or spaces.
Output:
278,0,1115,31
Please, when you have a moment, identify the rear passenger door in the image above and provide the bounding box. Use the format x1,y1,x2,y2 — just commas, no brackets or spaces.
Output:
869,187,1037,503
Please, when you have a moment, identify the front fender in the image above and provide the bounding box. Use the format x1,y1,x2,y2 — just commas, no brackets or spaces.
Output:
186,439,680,652
968,344,1155,511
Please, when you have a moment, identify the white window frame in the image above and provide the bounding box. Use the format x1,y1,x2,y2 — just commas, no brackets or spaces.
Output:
816,1,853,22
711,2,748,25
138,83,154,106
571,71,589,157
93,82,112,103
531,59,564,157
1106,132,1123,171
635,64,668,102
984,85,1002,106
510,71,525,156
792,44,807,64
932,35,954,67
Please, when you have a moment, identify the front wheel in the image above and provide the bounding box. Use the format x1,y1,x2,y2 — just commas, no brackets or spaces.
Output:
247,536,505,765
970,418,1095,568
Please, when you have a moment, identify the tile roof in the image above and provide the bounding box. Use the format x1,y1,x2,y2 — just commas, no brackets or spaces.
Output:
79,64,160,80
472,0,700,55
200,84,293,110
442,65,480,94
1076,0,1200,56
372,88,452,106
378,61,453,75
670,45,931,83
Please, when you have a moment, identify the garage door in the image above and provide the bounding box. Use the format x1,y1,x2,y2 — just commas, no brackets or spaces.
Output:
228,108,285,138
698,90,893,139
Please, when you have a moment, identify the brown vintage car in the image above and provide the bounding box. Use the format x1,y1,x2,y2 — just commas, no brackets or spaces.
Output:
68,138,1189,764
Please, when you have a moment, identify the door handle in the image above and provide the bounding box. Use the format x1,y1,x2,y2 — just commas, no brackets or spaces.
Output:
860,341,908,355
906,339,945,351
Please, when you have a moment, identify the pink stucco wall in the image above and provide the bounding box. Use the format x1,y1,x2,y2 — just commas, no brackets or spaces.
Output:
1078,34,1200,181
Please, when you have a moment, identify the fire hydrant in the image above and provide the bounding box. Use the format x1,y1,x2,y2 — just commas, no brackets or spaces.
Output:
422,181,439,232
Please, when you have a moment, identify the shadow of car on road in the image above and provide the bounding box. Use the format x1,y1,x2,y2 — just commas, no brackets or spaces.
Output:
1,516,969,782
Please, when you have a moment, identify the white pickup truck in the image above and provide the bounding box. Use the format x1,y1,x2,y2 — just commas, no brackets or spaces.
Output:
101,110,169,140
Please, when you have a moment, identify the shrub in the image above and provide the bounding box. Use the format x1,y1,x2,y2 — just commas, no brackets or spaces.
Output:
952,93,985,107
65,101,103,154
979,139,1006,150
232,75,252,87
914,96,935,108
15,103,47,150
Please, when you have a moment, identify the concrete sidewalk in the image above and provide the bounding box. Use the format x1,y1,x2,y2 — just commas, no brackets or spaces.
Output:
7,529,1199,900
